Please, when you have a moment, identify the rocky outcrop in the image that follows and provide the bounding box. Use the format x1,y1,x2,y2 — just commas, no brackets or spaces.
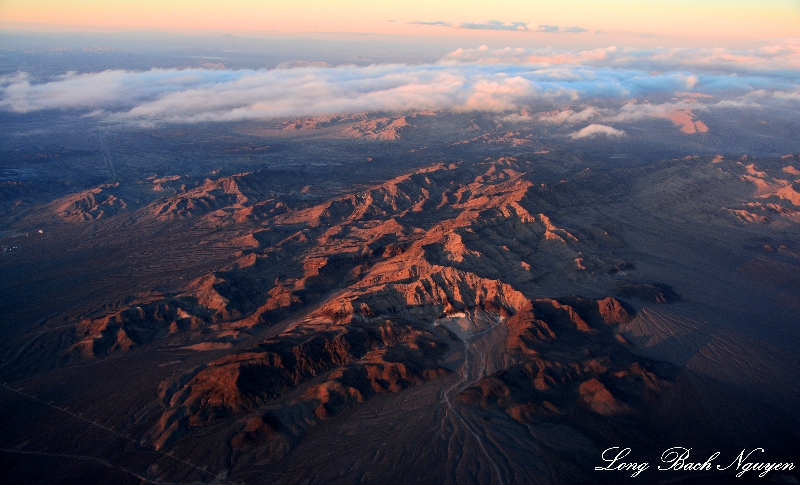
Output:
51,183,127,221
612,281,681,303
149,174,251,220
343,116,410,140
147,317,451,449
455,295,663,425
65,297,215,360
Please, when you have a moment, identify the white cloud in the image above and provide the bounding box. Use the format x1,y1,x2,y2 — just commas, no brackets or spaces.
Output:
568,124,626,139
773,90,800,101
606,101,701,122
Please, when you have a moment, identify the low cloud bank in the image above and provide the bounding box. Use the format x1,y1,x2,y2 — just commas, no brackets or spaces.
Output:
1,43,798,124
568,124,626,139
440,44,800,73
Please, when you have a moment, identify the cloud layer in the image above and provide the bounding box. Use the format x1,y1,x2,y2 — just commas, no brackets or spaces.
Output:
1,43,798,126
460,21,529,32
408,21,452,26
534,25,587,33
410,20,588,33
440,44,800,74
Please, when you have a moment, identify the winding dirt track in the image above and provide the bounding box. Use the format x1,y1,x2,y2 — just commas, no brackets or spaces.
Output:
438,313,507,485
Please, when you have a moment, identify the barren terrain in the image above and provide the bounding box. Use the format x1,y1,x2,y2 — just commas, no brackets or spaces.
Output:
1,111,799,484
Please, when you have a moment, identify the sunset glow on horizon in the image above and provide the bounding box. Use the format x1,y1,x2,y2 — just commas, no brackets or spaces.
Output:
2,0,799,46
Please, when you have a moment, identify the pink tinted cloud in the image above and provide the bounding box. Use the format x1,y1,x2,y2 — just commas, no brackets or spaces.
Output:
607,101,710,134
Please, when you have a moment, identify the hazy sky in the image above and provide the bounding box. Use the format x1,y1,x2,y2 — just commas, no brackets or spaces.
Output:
2,0,798,45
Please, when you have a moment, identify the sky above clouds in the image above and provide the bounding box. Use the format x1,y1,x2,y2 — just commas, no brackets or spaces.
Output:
1,0,798,45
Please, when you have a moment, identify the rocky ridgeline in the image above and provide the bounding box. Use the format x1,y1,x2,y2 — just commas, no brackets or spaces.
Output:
35,157,682,460
65,157,632,361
